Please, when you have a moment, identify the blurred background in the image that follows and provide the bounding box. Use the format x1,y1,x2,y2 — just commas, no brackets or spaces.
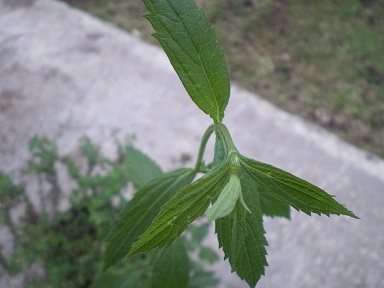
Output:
1,1,384,287
69,0,384,158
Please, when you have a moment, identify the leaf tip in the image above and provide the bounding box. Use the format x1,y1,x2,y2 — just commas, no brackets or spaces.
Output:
346,210,360,219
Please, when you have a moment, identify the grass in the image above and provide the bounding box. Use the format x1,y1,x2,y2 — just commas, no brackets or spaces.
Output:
72,0,384,157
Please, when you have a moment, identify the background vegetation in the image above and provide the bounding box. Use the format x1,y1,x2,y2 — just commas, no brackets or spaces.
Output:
0,136,219,287
71,0,384,157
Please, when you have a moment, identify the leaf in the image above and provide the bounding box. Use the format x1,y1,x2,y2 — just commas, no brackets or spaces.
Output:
206,174,241,221
238,170,291,219
216,169,268,287
259,188,291,219
124,145,163,189
239,155,358,218
143,0,230,122
104,168,196,269
128,158,230,255
150,237,190,288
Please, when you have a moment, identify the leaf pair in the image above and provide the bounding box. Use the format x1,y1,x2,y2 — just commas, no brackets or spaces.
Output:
214,124,357,285
206,125,358,286
213,152,357,287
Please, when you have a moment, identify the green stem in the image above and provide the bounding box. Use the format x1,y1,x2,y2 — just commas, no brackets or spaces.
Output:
194,124,215,171
214,123,237,154
215,123,240,172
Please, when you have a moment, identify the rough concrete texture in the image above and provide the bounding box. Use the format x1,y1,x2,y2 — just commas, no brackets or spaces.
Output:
1,0,384,287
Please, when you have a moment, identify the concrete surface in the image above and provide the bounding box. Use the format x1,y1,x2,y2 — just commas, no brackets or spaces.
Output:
1,0,384,287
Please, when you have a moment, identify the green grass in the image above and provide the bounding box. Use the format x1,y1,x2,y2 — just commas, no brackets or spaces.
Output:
73,0,384,157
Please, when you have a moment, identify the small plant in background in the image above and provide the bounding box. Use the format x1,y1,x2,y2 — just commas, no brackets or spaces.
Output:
104,0,358,287
0,136,220,288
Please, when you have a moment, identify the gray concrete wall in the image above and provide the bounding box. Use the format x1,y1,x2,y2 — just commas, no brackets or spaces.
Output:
1,0,383,287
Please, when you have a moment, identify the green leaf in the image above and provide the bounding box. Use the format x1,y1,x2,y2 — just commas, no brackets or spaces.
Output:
259,188,291,219
143,0,230,122
150,237,190,288
206,173,241,221
124,145,163,189
239,155,358,218
216,169,268,287
104,168,195,269
238,170,291,219
128,158,230,255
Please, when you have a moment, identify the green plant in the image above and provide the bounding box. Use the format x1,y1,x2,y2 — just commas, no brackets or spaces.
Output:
1,0,359,286
104,0,358,287
0,136,219,288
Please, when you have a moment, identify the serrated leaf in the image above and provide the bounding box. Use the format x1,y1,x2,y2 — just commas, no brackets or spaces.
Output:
150,237,190,288
124,145,163,189
239,171,290,219
216,169,268,287
104,168,195,269
128,158,230,255
239,155,358,218
143,0,230,122
259,188,291,219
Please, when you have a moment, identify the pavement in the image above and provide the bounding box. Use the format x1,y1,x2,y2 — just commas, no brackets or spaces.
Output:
0,0,383,287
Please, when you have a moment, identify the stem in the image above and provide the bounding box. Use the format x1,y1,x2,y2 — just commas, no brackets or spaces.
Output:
214,123,237,154
194,124,215,171
215,123,240,172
